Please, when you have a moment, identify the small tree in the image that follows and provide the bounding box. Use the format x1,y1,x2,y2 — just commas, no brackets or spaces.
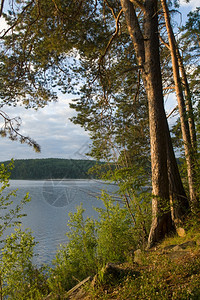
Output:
0,161,30,238
0,226,48,299
0,161,48,299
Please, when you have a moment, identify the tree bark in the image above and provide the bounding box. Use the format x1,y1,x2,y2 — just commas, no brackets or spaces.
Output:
161,0,198,210
121,0,174,247
143,0,175,247
176,48,197,151
165,118,190,224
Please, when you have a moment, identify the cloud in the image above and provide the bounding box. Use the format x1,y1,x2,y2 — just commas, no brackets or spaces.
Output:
178,0,199,25
179,0,199,10
0,17,9,35
0,96,90,161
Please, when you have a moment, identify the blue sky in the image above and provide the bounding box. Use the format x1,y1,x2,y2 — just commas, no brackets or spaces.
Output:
0,0,198,162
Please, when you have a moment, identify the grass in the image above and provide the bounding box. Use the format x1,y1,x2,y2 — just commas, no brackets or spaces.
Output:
85,223,200,300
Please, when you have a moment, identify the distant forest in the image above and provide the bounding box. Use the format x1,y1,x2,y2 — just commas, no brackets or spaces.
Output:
2,159,98,180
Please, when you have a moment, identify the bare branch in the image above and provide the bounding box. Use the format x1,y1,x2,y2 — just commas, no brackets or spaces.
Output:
159,35,170,50
133,70,141,103
0,110,41,152
99,9,123,65
129,0,145,11
0,0,35,38
0,0,5,17
163,86,175,90
167,105,178,119
104,0,117,19
120,66,143,74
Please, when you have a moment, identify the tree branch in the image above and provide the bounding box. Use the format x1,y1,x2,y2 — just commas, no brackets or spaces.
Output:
104,0,118,19
163,86,175,90
120,0,145,68
120,65,143,74
129,0,145,11
99,8,123,65
159,35,170,50
0,110,40,152
0,0,5,17
1,0,35,38
167,105,178,119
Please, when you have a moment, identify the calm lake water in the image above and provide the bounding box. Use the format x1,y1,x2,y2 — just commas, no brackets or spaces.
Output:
6,180,118,266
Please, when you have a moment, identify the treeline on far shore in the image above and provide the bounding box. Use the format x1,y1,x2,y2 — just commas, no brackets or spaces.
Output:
1,158,99,180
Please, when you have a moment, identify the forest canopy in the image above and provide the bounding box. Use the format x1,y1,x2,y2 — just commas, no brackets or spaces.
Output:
1,158,98,179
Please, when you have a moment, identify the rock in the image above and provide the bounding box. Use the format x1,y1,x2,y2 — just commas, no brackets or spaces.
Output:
170,241,196,251
176,227,186,237
134,249,143,264
164,240,196,252
167,250,187,261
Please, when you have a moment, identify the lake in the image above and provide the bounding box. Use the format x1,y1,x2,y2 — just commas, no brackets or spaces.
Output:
5,179,118,266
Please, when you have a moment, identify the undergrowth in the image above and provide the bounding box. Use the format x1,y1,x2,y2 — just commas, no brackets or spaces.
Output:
88,223,200,300
0,161,199,299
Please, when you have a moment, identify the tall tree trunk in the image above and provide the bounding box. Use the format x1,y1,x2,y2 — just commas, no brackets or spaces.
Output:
121,0,174,248
176,49,197,151
165,118,189,224
161,0,199,210
143,0,175,247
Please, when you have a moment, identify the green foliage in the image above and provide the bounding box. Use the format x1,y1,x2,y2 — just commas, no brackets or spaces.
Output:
90,240,200,299
91,160,152,247
0,0,106,107
1,0,151,178
88,217,200,299
0,226,48,299
2,158,98,180
95,192,136,264
0,160,30,238
0,161,49,299
116,253,200,299
48,204,97,294
49,190,149,294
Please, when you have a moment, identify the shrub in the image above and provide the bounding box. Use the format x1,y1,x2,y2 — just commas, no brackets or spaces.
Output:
0,226,48,299
0,161,48,299
95,191,136,264
49,192,138,294
48,204,97,294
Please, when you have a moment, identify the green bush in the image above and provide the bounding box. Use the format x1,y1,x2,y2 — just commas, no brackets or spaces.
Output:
0,161,30,238
48,204,97,294
0,226,48,299
49,192,138,294
0,161,49,299
95,191,136,264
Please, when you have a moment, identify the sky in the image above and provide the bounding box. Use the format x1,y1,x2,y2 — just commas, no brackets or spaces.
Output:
0,95,91,161
0,0,198,162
